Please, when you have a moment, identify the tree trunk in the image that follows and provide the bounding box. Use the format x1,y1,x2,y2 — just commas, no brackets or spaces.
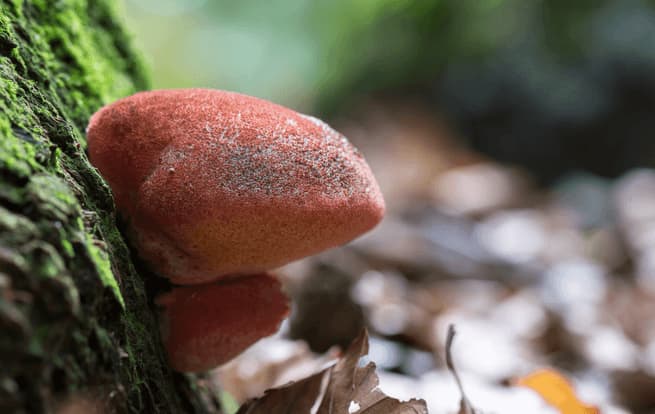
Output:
0,2,219,412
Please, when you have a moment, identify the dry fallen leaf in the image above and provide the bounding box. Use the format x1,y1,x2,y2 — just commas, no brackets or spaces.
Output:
236,370,329,414
214,336,339,403
514,368,599,414
237,330,428,414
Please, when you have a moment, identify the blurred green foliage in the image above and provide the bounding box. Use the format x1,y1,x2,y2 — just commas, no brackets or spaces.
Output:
123,0,538,112
124,0,655,110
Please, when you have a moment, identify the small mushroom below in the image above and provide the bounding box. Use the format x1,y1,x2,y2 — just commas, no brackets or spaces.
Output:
157,273,288,373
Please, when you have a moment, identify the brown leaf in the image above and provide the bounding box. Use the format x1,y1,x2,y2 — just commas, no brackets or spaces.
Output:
236,370,329,414
237,330,428,414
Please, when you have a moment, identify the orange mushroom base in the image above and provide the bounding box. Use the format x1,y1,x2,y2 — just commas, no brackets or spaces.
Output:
156,273,289,373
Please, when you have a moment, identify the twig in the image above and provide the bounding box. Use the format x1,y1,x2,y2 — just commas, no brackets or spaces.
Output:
446,324,477,414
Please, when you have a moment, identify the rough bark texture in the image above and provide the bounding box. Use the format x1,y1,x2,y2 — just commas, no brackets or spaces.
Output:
0,1,220,412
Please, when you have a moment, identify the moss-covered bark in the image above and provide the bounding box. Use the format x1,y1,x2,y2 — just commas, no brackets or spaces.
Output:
0,1,220,412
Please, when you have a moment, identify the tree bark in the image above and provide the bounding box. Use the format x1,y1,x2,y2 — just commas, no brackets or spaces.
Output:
0,2,219,412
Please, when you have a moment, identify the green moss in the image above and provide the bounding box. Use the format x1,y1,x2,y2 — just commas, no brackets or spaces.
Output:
33,243,66,278
27,174,77,219
219,390,240,414
0,206,40,242
0,118,41,178
60,237,74,258
0,1,220,411
93,324,113,350
85,230,125,309
28,330,46,355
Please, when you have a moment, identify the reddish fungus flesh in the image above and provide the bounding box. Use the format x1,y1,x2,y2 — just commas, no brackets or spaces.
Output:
157,274,289,373
87,89,384,285
86,89,385,372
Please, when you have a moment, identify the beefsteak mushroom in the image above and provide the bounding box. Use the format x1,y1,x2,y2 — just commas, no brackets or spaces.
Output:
87,89,384,372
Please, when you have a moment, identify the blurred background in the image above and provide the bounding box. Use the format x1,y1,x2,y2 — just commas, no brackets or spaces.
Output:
123,1,655,412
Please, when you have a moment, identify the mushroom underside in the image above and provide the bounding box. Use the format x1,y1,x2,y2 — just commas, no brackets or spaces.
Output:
157,273,289,373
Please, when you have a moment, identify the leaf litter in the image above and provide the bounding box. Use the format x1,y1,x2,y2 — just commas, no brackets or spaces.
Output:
236,330,428,414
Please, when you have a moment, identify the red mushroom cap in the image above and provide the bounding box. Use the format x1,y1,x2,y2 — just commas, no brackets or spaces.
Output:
157,273,289,372
87,89,384,285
